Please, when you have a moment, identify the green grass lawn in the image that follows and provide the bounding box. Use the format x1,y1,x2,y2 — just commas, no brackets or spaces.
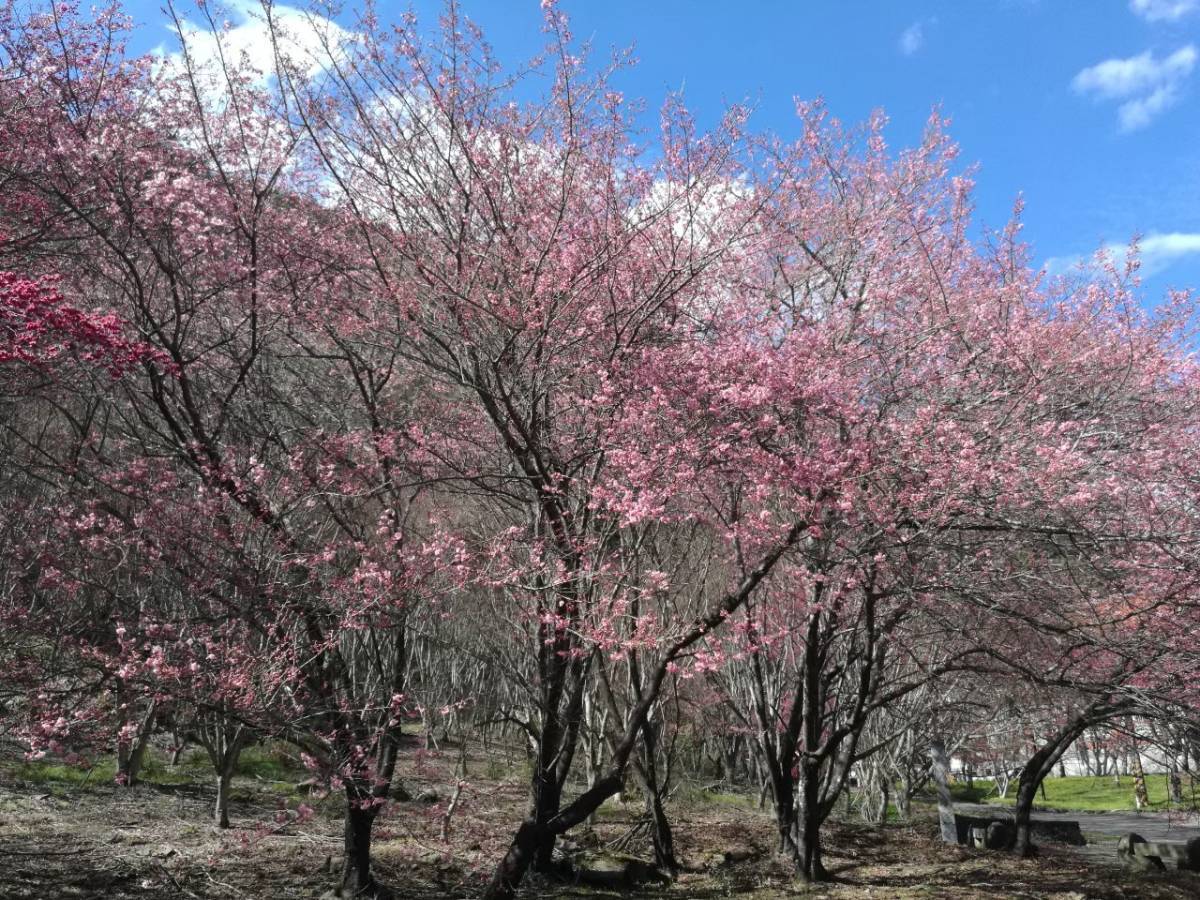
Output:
962,774,1200,813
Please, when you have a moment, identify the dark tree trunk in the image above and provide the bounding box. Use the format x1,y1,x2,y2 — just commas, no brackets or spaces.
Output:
531,771,562,873
1013,770,1041,857
117,736,149,786
773,776,797,856
340,792,382,898
791,609,832,883
335,628,408,897
484,774,621,899
1012,703,1121,856
485,818,544,900
646,786,677,876
793,758,829,882
633,717,678,875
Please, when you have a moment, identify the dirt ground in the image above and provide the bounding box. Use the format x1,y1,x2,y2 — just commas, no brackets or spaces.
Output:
2,752,1199,900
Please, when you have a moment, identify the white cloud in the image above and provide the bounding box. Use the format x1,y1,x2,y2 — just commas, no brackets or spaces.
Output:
157,0,353,86
1139,232,1200,271
1072,46,1195,99
1045,232,1200,278
1130,0,1199,22
898,22,924,56
1072,45,1196,130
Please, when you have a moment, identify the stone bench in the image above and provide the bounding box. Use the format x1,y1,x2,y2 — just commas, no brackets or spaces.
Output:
1117,832,1200,872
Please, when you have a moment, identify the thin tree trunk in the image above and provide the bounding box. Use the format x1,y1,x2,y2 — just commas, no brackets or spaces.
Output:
873,773,890,826
1124,720,1149,810
200,716,247,829
896,775,911,822
215,765,234,829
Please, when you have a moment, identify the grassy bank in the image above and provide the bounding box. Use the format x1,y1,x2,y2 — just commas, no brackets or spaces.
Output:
955,773,1200,813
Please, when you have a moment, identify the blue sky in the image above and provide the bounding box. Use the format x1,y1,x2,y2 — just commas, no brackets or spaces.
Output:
120,0,1200,303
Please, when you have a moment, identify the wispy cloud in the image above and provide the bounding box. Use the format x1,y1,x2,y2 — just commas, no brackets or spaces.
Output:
898,22,924,56
1045,232,1200,278
1072,45,1196,130
1140,232,1200,271
1116,84,1179,129
1129,0,1199,22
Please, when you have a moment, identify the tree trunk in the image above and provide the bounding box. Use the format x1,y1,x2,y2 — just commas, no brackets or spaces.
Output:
1128,723,1149,811
1013,771,1041,857
340,788,383,898
758,777,771,810
485,817,543,900
896,776,911,822
1012,707,1111,857
116,703,157,787
633,717,678,876
773,775,797,856
792,759,829,882
485,769,626,899
1169,765,1183,804
215,766,234,828
531,770,562,873
873,773,889,826
642,771,677,876
484,523,806,899
199,717,246,829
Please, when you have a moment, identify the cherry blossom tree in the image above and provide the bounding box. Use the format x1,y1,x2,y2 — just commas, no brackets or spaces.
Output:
0,5,455,892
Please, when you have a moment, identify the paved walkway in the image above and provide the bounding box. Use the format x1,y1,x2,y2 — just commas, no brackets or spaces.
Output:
956,802,1200,866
